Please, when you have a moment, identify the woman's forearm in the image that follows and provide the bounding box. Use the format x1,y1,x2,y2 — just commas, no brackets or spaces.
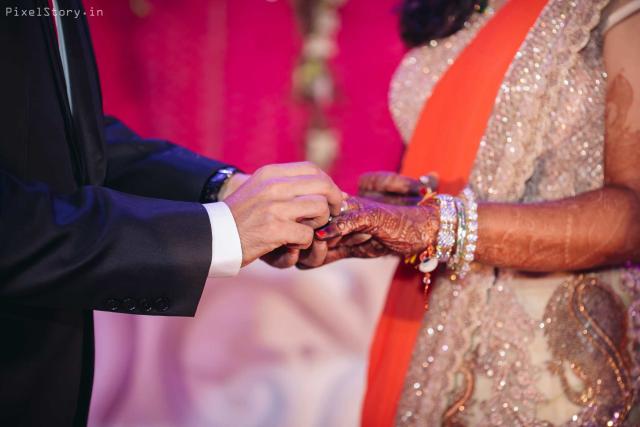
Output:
475,186,640,272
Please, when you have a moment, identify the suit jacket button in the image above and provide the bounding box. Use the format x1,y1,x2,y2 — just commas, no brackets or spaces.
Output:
139,298,153,312
122,298,137,312
153,297,170,312
105,298,120,311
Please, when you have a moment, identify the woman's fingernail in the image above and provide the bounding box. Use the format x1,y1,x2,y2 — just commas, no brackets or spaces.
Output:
315,229,328,239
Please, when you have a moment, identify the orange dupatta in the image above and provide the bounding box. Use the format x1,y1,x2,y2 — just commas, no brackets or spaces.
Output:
360,1,548,426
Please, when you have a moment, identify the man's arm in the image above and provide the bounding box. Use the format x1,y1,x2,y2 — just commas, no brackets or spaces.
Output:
0,169,211,316
101,121,351,269
0,163,344,314
103,116,230,202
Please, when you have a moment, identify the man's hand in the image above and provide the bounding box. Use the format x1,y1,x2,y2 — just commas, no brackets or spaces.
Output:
218,173,250,201
223,162,344,267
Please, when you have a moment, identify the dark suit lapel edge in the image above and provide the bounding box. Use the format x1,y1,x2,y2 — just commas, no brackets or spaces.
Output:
36,0,84,185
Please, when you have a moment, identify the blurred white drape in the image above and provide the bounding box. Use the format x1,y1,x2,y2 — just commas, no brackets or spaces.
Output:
89,257,396,427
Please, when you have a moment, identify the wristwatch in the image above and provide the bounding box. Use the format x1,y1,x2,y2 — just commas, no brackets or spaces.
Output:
201,167,239,203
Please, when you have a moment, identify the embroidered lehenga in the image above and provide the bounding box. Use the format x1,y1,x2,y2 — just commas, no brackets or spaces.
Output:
362,0,640,425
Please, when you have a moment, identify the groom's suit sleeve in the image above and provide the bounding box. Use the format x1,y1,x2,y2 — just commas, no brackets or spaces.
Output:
0,168,212,316
102,116,229,202
101,116,244,279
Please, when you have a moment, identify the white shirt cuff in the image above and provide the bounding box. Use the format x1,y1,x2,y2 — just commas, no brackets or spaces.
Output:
202,202,243,278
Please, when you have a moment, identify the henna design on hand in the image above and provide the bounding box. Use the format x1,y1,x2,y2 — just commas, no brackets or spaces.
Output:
316,196,440,258
358,172,437,206
605,74,640,193
323,239,391,264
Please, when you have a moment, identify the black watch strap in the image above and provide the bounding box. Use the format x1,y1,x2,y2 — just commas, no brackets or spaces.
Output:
201,167,239,203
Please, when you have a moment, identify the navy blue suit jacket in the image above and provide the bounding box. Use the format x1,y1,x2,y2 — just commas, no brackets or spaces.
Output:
0,0,230,425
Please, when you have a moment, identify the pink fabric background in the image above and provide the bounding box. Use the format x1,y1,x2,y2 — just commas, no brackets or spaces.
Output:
87,0,405,192
85,1,405,426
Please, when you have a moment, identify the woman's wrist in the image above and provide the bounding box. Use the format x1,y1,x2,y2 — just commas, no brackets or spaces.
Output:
418,202,441,252
414,188,478,280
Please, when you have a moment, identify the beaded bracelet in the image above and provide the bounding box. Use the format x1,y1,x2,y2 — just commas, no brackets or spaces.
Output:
448,198,467,272
435,195,458,263
406,188,477,306
454,188,478,279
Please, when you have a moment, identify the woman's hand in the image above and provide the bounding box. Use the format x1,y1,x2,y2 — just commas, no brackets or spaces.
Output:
314,196,440,260
358,171,437,205
296,232,391,269
294,173,439,268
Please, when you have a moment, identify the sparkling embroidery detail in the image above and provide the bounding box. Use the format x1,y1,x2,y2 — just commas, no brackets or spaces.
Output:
622,264,640,397
388,5,499,143
468,0,610,203
474,278,549,426
543,275,634,426
442,359,475,426
395,267,493,426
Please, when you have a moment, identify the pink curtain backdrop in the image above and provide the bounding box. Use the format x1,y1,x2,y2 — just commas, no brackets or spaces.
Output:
87,0,405,193
85,1,405,426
